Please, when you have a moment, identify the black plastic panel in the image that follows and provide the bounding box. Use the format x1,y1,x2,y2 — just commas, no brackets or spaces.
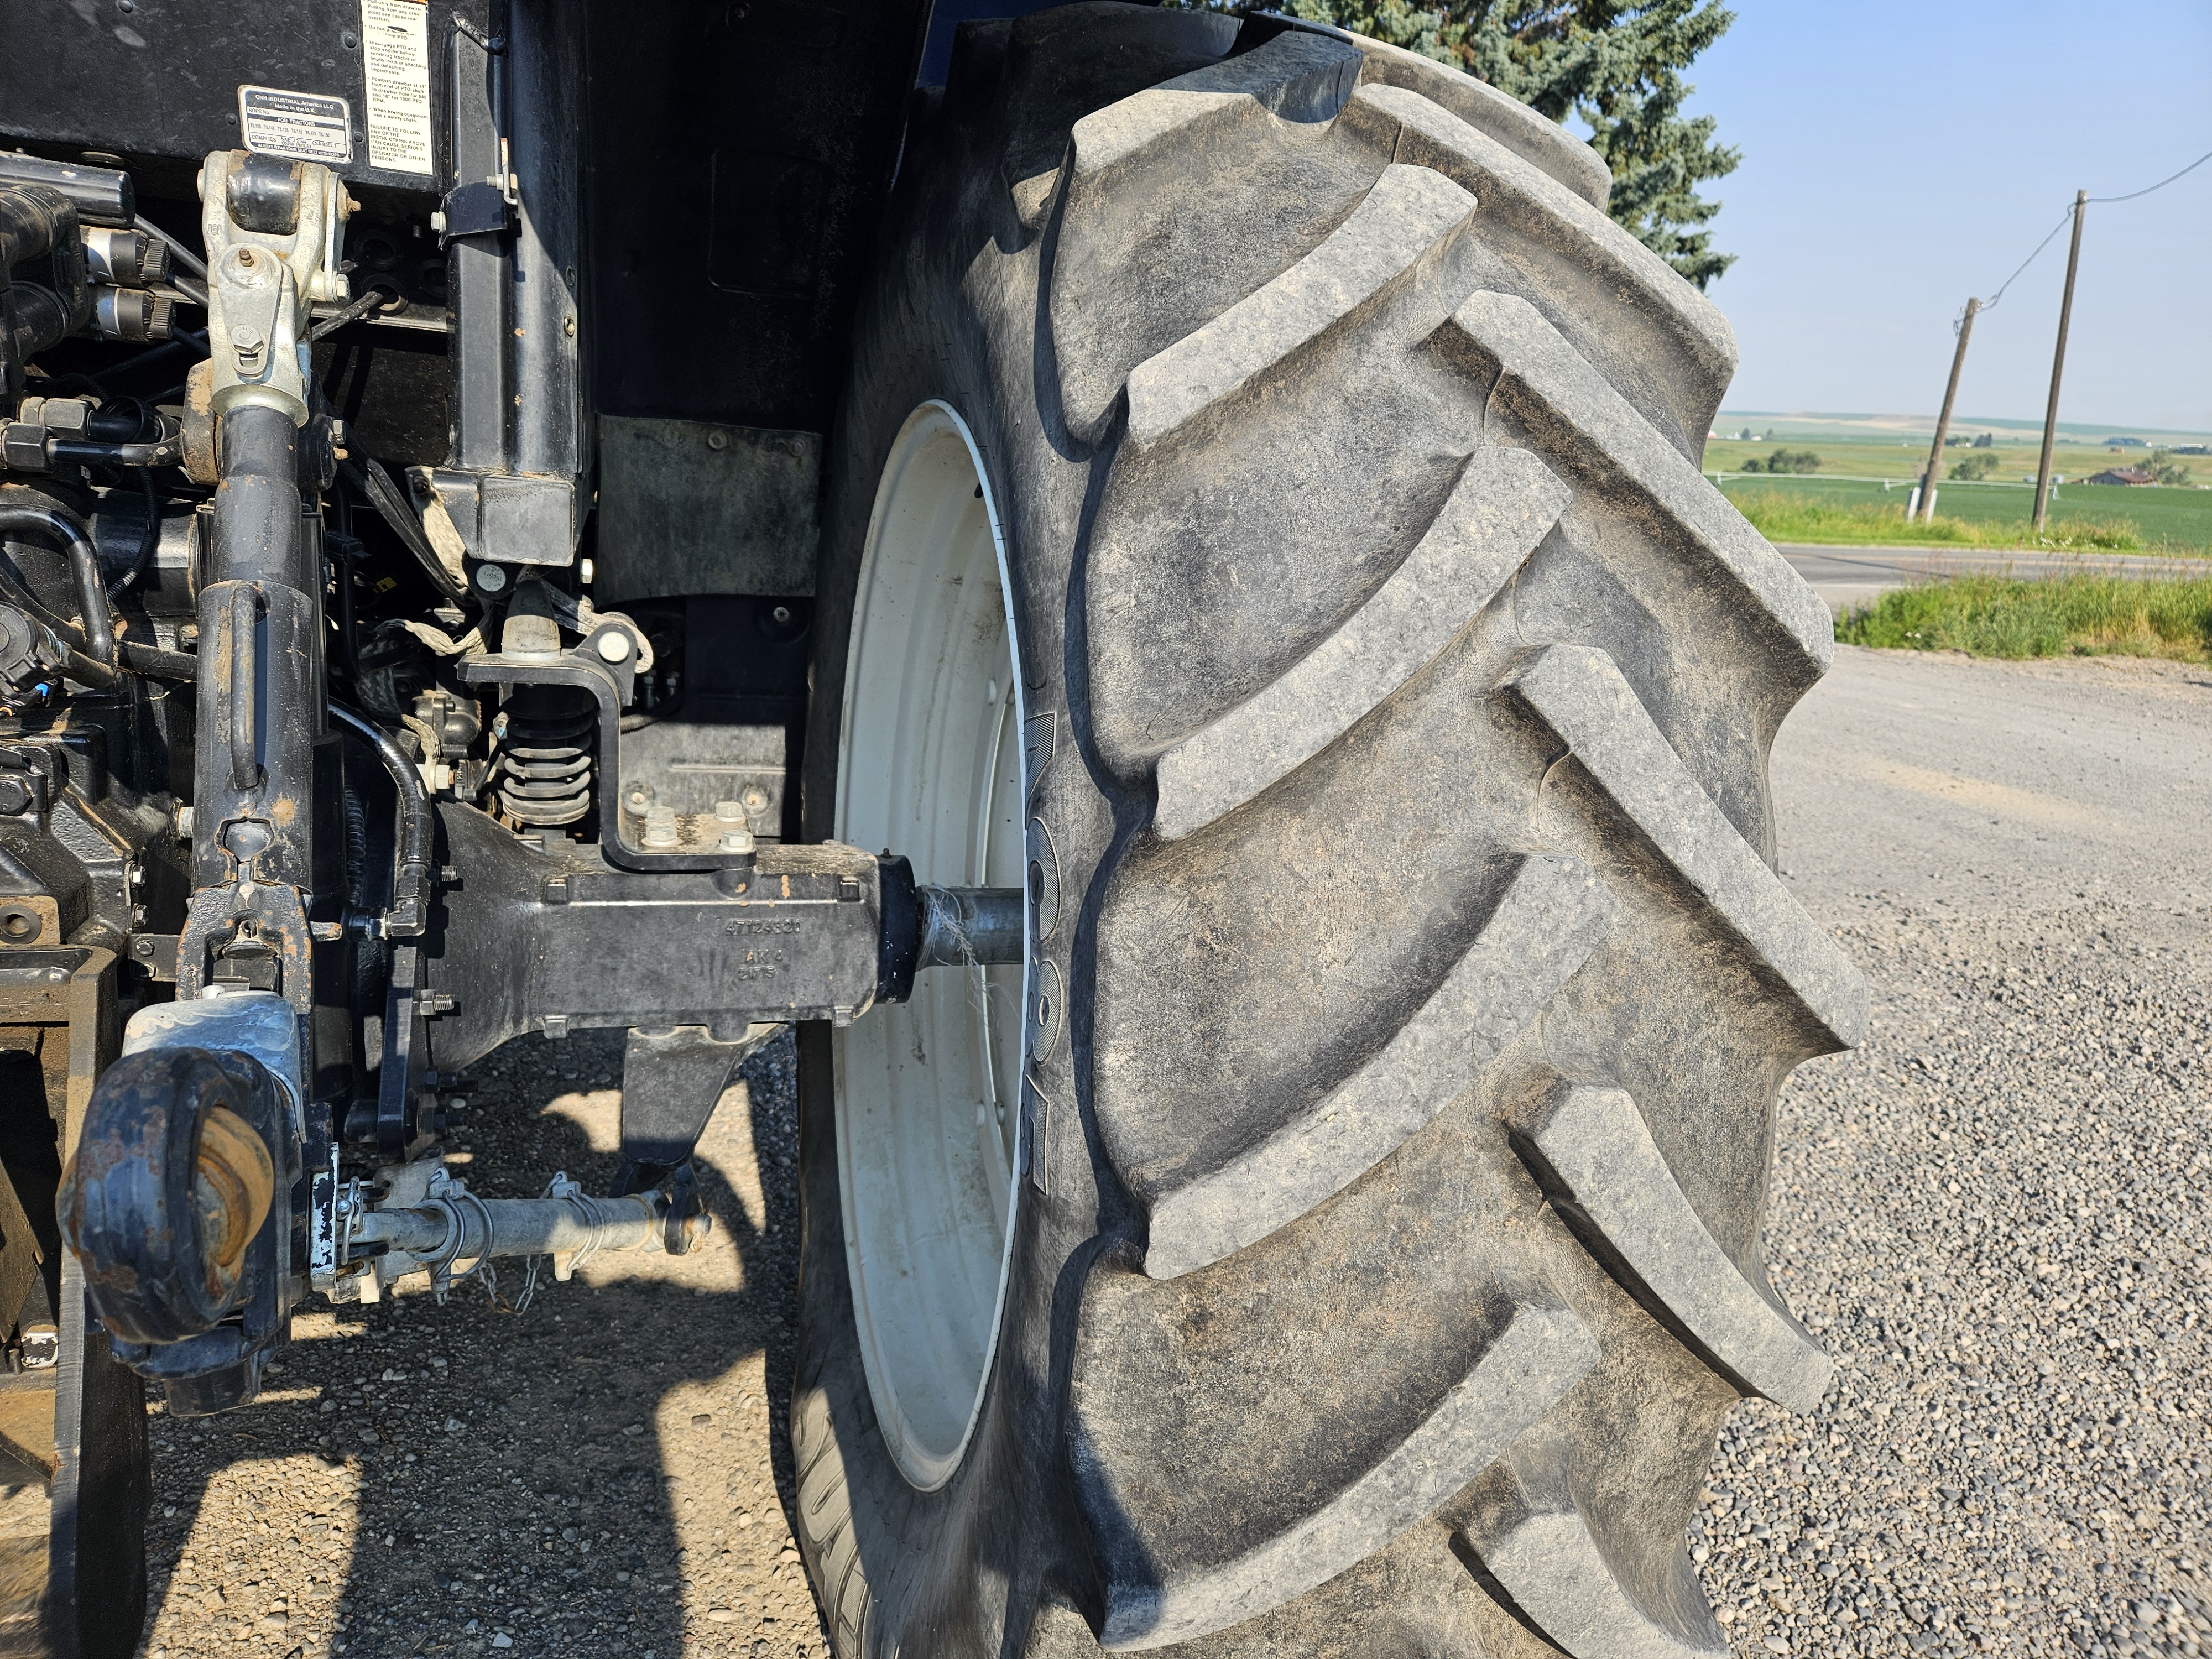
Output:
582,0,930,432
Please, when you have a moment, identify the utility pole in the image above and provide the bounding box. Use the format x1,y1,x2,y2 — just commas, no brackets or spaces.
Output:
1917,296,1980,522
2032,191,2089,532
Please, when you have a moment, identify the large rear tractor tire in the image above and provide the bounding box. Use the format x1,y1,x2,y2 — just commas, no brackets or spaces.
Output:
794,8,1865,1656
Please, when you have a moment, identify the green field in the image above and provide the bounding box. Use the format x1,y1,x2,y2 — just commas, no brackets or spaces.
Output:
1720,477,2212,553
1702,433,2201,488
1698,435,2212,554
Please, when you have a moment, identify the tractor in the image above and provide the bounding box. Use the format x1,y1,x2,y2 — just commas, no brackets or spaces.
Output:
0,3,1859,1653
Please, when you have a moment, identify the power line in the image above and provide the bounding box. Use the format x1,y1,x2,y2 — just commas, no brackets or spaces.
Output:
1978,211,2073,314
1978,143,2211,313
2088,144,2212,204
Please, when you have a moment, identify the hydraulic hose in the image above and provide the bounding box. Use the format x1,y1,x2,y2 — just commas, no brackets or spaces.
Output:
0,562,192,684
330,702,435,939
0,496,116,665
48,435,187,469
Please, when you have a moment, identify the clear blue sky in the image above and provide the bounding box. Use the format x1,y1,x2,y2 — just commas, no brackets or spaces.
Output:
1687,2,2212,432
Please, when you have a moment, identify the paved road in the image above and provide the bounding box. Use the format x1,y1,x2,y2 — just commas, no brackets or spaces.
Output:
132,646,2212,1659
1781,543,2205,618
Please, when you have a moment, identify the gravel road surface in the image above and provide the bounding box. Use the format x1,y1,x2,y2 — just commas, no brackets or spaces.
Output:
1698,645,2212,1658
134,643,2212,1659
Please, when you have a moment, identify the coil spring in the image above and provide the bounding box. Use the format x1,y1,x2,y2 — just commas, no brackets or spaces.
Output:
494,685,597,826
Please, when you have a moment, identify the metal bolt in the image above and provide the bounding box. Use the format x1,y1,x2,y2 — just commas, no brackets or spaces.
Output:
706,431,727,452
133,937,156,957
718,827,755,855
595,630,630,663
713,800,745,823
624,783,653,813
474,564,509,593
175,804,194,836
641,806,679,849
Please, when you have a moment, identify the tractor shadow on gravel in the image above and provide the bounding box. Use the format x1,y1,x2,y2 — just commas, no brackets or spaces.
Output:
135,1029,827,1658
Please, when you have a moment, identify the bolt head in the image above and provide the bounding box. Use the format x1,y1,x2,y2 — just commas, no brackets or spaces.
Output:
595,630,631,663
713,799,745,823
474,564,509,593
719,828,755,854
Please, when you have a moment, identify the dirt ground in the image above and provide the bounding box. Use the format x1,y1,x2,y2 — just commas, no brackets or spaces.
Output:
137,1029,821,1659
135,643,2212,1658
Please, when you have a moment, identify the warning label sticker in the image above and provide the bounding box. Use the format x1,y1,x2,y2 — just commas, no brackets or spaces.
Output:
359,0,435,175
237,85,353,165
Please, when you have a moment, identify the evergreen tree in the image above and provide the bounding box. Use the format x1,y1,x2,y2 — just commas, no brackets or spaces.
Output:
1282,0,1740,289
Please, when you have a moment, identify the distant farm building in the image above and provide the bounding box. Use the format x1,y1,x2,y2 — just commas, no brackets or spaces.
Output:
2084,467,2158,487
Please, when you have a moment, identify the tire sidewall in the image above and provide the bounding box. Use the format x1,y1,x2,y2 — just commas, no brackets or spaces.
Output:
792,82,1117,1656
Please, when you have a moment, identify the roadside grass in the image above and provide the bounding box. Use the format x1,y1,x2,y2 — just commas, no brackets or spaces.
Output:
1837,571,2212,661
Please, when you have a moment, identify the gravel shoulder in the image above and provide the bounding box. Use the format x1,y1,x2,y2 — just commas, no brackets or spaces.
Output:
1695,646,2212,1658
137,644,2212,1659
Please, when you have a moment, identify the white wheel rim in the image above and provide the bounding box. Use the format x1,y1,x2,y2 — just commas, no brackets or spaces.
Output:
833,401,1028,1492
